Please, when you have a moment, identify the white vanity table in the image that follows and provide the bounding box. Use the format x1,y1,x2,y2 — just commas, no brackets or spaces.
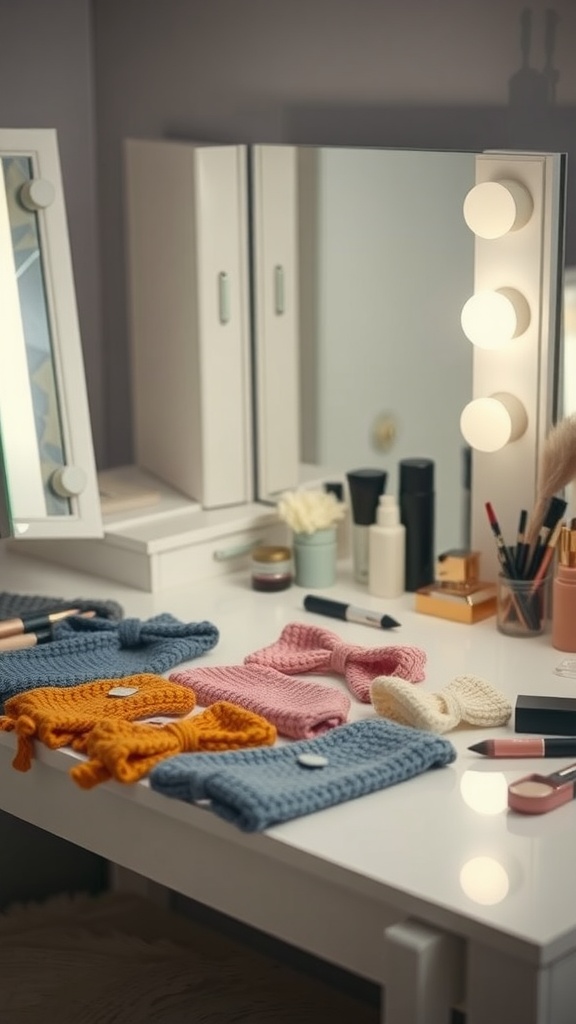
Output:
1,544,576,1024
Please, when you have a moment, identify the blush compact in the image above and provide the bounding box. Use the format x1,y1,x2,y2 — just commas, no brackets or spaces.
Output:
508,761,576,815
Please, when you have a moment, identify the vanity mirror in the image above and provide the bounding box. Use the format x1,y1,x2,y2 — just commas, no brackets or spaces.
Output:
9,136,566,591
250,145,565,571
0,129,101,541
251,144,477,553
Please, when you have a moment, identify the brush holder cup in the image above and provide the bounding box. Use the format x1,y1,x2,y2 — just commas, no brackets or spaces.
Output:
496,572,551,638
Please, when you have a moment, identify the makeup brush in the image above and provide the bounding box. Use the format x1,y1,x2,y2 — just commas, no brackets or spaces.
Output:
529,518,564,595
524,495,567,580
526,414,576,545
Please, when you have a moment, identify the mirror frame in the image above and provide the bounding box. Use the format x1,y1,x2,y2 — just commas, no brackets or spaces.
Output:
0,128,101,540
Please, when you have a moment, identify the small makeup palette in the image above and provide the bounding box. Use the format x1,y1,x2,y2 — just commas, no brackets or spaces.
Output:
508,762,576,815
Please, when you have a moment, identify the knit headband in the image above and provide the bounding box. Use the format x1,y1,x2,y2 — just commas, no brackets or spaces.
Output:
245,622,426,702
0,673,197,770
0,613,219,709
169,665,350,739
149,718,456,832
71,702,277,789
371,674,513,733
0,589,123,622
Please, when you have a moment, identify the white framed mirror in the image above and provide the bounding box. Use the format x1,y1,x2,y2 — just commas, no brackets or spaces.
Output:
0,128,102,541
250,144,566,571
251,144,477,553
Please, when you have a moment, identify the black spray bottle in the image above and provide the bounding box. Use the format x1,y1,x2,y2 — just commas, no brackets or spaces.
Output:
399,458,435,592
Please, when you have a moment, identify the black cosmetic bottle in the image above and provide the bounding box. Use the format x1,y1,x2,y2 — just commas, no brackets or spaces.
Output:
399,458,435,592
346,469,387,583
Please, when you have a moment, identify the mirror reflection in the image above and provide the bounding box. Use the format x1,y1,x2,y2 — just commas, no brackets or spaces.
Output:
1,155,69,516
271,146,480,552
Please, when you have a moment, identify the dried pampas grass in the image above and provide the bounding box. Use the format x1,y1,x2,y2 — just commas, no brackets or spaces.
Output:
526,414,576,544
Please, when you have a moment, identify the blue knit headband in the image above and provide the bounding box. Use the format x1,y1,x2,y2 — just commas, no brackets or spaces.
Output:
149,718,456,831
0,613,219,708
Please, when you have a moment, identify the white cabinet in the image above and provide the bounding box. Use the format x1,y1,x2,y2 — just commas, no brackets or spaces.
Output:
124,139,254,509
251,145,300,498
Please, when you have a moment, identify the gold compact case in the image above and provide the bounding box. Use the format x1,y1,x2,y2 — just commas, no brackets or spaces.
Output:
435,549,480,586
415,548,497,624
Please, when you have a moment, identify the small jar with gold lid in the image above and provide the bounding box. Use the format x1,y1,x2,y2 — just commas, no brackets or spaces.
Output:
251,545,293,592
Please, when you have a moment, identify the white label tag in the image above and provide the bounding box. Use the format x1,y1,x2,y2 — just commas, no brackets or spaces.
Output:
107,686,139,698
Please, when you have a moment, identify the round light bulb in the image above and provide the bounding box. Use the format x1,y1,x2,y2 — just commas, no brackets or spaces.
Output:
50,465,87,498
463,179,533,239
460,393,528,452
461,288,530,348
19,178,56,211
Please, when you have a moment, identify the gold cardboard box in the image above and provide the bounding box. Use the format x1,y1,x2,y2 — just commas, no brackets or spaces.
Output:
415,582,497,624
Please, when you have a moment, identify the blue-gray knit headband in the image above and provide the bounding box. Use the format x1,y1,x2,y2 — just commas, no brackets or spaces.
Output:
149,718,456,831
0,613,219,708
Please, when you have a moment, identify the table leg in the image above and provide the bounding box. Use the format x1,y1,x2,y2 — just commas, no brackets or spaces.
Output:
383,919,464,1024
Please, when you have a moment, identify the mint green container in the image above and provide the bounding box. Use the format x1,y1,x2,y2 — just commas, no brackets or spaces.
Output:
293,528,337,588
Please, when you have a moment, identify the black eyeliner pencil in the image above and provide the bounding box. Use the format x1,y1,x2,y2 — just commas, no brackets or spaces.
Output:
303,595,400,630
514,508,529,577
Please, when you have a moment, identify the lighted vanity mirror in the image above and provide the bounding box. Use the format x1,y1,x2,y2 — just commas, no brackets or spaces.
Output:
250,145,565,558
0,129,101,541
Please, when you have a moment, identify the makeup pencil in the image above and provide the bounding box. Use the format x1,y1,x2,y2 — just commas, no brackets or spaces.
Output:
0,606,85,640
514,508,529,577
470,737,576,758
485,502,516,578
0,628,53,652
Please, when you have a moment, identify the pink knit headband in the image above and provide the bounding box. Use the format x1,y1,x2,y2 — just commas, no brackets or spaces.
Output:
169,664,351,739
244,622,426,702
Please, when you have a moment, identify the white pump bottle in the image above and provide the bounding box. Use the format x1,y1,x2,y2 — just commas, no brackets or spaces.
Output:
368,494,406,599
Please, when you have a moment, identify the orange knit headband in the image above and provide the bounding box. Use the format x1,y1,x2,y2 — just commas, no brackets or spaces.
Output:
0,674,197,771
71,701,277,789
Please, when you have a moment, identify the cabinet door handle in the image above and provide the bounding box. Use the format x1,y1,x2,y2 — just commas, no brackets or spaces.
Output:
274,265,285,315
218,271,230,323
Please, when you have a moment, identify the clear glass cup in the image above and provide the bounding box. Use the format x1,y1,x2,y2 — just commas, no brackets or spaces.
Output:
496,572,550,637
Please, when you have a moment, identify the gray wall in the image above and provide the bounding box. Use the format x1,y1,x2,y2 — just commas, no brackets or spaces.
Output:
0,0,105,465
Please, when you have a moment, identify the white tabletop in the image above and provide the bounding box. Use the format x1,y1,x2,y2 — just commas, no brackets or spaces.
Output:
1,544,574,970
